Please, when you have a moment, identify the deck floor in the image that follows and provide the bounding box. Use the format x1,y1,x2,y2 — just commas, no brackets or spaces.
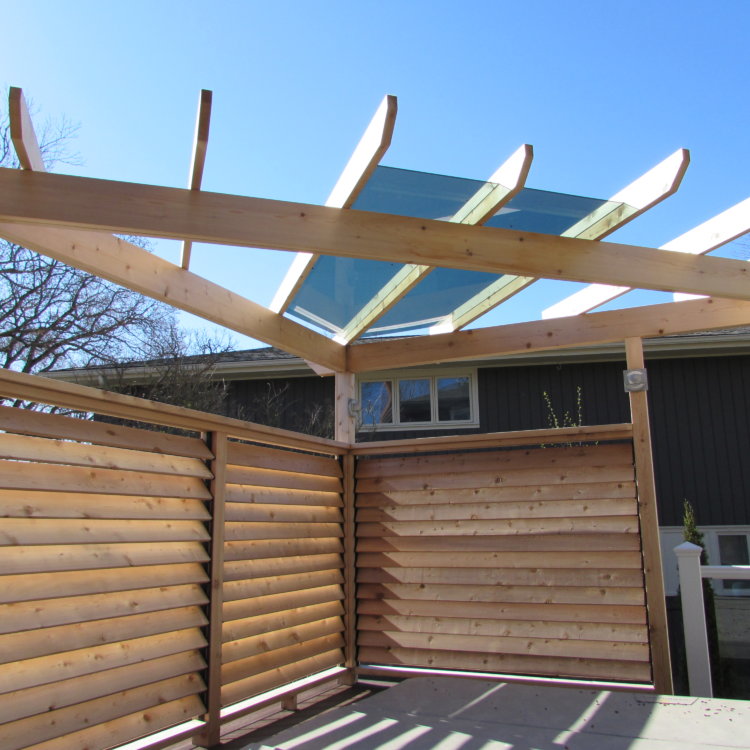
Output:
226,676,750,750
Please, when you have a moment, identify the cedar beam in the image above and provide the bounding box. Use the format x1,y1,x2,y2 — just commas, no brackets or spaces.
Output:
181,89,213,270
346,296,750,372
0,221,345,372
8,88,44,172
0,168,747,302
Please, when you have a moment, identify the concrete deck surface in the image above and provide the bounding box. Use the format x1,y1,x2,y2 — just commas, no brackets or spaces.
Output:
241,676,750,749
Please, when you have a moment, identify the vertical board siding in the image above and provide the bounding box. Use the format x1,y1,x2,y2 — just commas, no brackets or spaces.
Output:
220,440,345,705
0,409,208,750
355,441,652,684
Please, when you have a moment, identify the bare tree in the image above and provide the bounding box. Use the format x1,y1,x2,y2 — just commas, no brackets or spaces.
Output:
0,98,177,377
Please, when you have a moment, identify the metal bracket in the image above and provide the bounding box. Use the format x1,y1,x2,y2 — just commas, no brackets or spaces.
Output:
624,368,648,392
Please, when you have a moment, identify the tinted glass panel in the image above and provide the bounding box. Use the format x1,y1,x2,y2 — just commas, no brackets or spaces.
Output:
361,381,393,425
437,376,471,421
399,379,431,422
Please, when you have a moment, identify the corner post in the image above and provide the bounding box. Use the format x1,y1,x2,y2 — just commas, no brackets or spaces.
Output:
675,542,713,697
335,372,357,444
341,452,357,685
196,431,228,748
625,336,673,694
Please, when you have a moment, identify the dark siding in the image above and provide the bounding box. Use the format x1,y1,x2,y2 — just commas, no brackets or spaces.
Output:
227,376,334,438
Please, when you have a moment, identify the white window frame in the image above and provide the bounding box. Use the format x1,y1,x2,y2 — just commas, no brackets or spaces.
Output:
358,368,479,431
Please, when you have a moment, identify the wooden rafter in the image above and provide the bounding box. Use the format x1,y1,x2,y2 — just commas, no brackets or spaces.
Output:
180,89,213,270
346,296,750,372
0,168,748,303
270,94,398,314
336,144,533,343
0,221,346,372
8,87,45,172
543,194,750,318
431,148,690,333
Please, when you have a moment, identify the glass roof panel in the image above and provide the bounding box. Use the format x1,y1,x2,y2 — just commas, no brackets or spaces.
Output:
284,166,623,338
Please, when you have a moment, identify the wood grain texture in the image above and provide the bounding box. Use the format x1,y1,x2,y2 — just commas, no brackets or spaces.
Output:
227,441,342,477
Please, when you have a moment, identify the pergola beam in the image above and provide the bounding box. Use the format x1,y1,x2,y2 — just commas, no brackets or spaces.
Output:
270,94,398,314
180,89,213,270
0,221,346,372
8,87,45,172
432,148,691,332
346,296,750,372
336,144,533,343
0,168,748,303
542,195,750,319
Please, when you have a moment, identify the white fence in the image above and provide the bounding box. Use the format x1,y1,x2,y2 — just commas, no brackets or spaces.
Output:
674,541,750,697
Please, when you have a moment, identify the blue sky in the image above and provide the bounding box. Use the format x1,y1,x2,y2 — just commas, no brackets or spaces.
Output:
3,1,749,348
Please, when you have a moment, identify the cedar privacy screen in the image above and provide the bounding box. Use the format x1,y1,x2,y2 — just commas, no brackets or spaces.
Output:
0,369,656,750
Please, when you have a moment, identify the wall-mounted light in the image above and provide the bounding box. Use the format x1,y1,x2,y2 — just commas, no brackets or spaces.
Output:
623,368,648,392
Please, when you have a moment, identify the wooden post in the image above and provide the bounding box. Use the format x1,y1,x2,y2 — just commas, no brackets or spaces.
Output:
335,372,356,444
340,453,357,686
625,337,673,694
195,431,228,748
675,542,713,697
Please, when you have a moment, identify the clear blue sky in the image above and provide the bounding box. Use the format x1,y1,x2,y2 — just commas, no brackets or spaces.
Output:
3,1,749,348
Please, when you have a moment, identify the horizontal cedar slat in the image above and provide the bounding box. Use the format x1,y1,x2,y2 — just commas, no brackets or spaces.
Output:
224,537,343,561
356,497,636,523
224,553,342,582
222,601,344,643
0,628,206,694
224,521,343,541
357,534,641,553
357,551,643,570
224,570,344,602
0,584,208,634
356,481,636,507
356,443,633,479
223,584,343,623
0,518,210,546
225,465,341,493
356,463,634,493
0,404,212,459
0,650,205,724
0,460,212,498
357,646,652,683
357,516,639,538
225,484,342,507
221,633,344,685
225,502,342,524
227,441,342,477
357,598,648,625
223,617,343,664
0,606,207,664
0,490,210,520
357,630,649,662
221,649,343,707
356,613,648,643
0,541,209,575
21,694,205,750
0,563,209,603
2,672,205,750
358,582,645,606
0,433,212,478
357,566,643,588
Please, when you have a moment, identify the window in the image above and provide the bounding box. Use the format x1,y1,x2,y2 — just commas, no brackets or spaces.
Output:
718,533,750,594
359,370,478,430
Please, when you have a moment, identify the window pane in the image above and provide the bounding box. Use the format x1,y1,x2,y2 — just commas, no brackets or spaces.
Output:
719,535,750,593
399,379,431,423
437,376,471,421
361,381,393,425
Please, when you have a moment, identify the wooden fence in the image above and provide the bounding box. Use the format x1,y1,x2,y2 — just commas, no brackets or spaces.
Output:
353,435,652,684
0,369,668,749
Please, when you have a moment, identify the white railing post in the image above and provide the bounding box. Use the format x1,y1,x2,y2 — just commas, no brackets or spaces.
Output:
674,541,713,697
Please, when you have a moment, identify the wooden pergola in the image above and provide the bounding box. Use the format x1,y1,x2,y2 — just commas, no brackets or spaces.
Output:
1,87,749,749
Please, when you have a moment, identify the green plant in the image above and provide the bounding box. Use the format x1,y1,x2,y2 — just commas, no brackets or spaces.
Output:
541,385,586,447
